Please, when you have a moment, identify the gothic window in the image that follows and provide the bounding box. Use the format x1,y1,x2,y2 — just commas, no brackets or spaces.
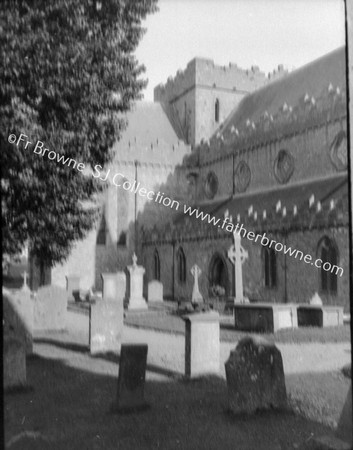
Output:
215,98,220,123
317,237,338,294
263,247,277,288
117,231,127,246
204,171,218,199
234,161,251,193
96,212,107,245
274,149,294,184
177,247,186,283
154,249,161,281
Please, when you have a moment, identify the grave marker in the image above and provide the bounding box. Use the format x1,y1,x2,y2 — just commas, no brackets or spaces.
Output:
3,290,33,354
4,336,26,391
228,231,248,303
66,275,80,302
89,300,123,354
184,311,220,378
114,344,149,412
190,264,203,306
225,336,287,414
127,253,147,310
33,285,67,331
148,280,163,302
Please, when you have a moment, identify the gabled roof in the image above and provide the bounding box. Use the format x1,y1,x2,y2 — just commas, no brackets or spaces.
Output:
220,47,346,134
118,101,183,147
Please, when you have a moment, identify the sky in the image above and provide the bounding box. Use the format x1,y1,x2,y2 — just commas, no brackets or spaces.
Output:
135,0,346,101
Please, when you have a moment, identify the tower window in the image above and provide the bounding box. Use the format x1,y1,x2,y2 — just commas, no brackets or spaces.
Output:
317,237,338,294
215,99,220,123
263,247,277,288
177,247,186,283
154,249,161,281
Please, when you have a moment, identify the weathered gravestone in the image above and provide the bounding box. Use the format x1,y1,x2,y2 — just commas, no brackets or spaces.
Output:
225,336,287,414
66,275,80,302
116,271,126,301
127,253,147,310
3,290,33,354
184,311,220,378
4,336,26,391
147,280,163,303
113,344,148,412
33,285,67,331
89,300,124,354
101,273,118,301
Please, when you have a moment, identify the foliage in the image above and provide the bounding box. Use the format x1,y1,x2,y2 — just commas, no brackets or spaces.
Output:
0,0,158,268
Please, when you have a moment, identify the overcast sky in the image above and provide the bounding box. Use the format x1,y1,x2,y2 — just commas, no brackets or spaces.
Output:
135,0,346,101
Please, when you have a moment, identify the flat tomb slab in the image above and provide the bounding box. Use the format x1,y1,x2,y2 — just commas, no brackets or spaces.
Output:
233,303,297,333
297,305,344,327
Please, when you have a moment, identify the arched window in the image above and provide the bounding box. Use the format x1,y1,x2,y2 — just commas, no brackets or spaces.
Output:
215,98,220,123
262,247,277,288
177,247,186,283
317,237,338,294
96,211,107,245
154,249,161,281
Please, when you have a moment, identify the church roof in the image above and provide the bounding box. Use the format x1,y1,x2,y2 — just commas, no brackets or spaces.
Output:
118,101,183,147
171,173,348,233
219,47,346,136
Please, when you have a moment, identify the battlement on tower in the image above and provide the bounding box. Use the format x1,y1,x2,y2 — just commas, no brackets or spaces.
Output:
154,57,274,103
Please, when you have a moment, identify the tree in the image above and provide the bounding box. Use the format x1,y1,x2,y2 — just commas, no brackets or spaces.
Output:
0,0,158,279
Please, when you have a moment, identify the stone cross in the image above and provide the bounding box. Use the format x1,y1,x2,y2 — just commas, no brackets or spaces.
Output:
227,231,248,303
22,271,30,292
190,264,203,304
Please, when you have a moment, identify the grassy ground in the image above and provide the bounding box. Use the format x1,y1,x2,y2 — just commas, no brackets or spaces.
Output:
124,310,351,344
4,347,336,450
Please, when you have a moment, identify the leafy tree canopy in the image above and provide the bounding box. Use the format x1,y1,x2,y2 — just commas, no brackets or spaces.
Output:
1,0,158,267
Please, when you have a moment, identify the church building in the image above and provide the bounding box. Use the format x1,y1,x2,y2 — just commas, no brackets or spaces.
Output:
50,47,350,312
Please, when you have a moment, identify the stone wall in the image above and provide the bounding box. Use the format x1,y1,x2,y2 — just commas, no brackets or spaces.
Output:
196,119,347,202
155,57,274,146
142,225,350,311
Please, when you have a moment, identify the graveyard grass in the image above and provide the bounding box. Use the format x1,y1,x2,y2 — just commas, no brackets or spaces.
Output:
4,344,343,450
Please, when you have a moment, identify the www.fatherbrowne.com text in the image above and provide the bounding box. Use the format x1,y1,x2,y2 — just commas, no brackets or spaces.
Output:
9,132,343,277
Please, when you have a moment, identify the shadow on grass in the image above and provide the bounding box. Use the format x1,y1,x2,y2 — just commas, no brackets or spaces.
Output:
4,352,337,450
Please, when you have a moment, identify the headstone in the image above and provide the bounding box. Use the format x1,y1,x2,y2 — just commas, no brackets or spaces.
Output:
225,336,287,414
101,273,118,301
4,336,26,390
21,271,30,292
228,231,248,303
297,305,344,327
33,285,67,331
114,344,148,412
184,311,220,378
190,264,203,306
233,303,298,333
116,271,126,301
66,275,80,302
89,300,124,354
127,253,147,310
336,384,352,446
3,290,33,354
147,280,163,302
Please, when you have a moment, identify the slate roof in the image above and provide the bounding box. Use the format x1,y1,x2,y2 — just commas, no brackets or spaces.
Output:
172,173,348,232
118,101,183,147
219,47,346,135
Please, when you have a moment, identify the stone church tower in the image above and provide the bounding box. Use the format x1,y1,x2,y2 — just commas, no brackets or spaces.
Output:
154,57,286,146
